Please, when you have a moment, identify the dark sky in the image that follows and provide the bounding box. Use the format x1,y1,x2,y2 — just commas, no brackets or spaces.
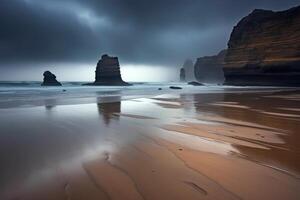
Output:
0,0,299,81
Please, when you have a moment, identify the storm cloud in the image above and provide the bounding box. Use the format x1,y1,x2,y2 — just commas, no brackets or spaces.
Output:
0,0,299,80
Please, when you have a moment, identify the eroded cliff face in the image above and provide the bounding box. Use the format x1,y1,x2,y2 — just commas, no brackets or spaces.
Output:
41,71,62,86
86,54,131,86
223,6,300,86
194,50,226,84
182,59,195,81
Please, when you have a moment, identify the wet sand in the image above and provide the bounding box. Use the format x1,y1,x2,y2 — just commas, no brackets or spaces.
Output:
0,89,300,200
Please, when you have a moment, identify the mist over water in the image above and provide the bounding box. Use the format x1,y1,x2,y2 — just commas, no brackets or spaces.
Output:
0,63,178,82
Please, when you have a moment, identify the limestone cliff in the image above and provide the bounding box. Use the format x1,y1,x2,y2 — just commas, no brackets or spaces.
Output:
223,6,300,86
194,50,226,84
86,54,131,86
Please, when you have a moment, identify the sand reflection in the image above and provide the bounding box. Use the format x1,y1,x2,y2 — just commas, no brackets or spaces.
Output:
0,89,300,200
97,96,121,126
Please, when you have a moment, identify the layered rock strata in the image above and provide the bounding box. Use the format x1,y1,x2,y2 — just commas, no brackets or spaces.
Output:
223,6,300,86
86,54,131,86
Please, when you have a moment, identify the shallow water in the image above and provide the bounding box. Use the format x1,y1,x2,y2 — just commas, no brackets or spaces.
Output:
0,81,283,108
0,86,299,200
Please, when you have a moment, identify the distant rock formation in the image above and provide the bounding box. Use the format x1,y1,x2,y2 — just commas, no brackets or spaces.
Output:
188,81,204,86
41,71,62,86
170,86,182,90
182,59,195,81
194,50,226,84
86,54,131,86
180,68,186,82
223,6,300,86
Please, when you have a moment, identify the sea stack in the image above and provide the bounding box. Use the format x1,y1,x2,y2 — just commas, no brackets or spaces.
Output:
182,59,195,81
223,6,300,86
41,71,62,86
86,54,131,86
180,68,186,82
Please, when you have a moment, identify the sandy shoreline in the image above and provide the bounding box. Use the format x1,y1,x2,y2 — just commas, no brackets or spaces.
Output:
0,88,299,200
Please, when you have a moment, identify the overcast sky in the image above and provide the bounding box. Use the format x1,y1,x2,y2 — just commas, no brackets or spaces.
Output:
0,0,299,81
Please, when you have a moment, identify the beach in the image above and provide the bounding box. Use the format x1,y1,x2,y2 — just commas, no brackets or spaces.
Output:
0,85,299,200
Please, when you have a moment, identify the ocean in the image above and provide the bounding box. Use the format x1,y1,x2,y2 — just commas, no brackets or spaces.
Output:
0,81,237,108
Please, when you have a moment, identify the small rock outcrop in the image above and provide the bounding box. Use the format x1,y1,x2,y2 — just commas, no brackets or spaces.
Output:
86,54,131,86
180,68,186,82
41,71,62,86
170,86,182,90
194,50,226,84
188,81,204,86
223,6,300,86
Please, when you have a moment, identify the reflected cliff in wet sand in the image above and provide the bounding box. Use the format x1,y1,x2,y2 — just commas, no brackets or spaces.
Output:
0,89,299,200
190,91,300,175
97,96,121,126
